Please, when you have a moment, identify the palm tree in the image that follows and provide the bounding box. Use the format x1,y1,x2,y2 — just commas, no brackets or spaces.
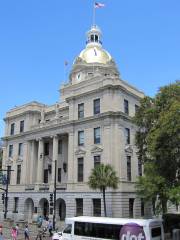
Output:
88,164,119,217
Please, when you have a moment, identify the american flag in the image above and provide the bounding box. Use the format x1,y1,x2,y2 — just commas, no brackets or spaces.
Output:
94,2,105,8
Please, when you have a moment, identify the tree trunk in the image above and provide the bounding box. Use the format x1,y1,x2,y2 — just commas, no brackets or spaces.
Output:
103,187,107,217
161,198,167,214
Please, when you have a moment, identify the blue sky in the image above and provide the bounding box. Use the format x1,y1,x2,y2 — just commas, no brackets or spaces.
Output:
0,0,180,137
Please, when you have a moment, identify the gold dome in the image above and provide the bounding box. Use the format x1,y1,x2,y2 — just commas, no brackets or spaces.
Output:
79,46,112,64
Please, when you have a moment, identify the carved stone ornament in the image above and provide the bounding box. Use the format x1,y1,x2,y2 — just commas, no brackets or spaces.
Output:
125,145,133,154
91,146,103,153
75,148,86,156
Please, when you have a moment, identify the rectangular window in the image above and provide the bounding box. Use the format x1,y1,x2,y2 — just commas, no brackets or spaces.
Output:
58,140,62,154
78,131,84,146
10,123,15,135
18,143,23,156
44,142,49,155
76,198,83,216
58,168,61,182
129,198,134,218
78,103,84,119
94,127,100,144
16,165,21,184
7,166,11,184
94,99,100,115
135,104,139,114
78,158,84,182
9,145,13,158
138,159,142,176
20,120,24,133
124,99,129,114
93,199,101,216
94,155,101,168
125,128,130,144
141,199,144,217
14,197,19,213
127,156,131,181
44,169,48,183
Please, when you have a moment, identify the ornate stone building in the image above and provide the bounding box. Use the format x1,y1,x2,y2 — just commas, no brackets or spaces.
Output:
1,25,148,223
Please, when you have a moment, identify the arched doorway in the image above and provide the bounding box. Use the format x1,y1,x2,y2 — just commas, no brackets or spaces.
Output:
24,198,34,222
39,198,49,219
56,198,66,221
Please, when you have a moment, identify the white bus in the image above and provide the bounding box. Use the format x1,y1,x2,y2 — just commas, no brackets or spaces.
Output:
60,216,164,240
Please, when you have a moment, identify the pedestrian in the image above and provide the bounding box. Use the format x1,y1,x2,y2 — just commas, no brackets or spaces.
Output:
11,226,17,240
37,216,43,228
15,224,19,237
24,225,30,240
48,220,53,237
0,224,3,240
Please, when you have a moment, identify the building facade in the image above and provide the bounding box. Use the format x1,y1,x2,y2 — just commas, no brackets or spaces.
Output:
1,25,151,223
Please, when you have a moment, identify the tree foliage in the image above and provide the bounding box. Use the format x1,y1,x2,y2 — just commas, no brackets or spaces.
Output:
134,81,180,214
88,164,119,217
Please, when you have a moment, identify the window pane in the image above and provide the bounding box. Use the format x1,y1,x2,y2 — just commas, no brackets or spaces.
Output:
10,123,15,135
94,127,100,144
94,99,100,115
129,198,134,218
44,142,49,155
20,120,24,132
124,99,129,114
58,168,61,182
9,145,13,157
78,131,84,146
17,165,21,184
125,128,130,144
94,155,101,168
78,103,84,119
58,140,62,154
78,158,84,182
127,156,131,181
44,169,48,183
76,198,83,216
18,143,23,156
93,199,101,216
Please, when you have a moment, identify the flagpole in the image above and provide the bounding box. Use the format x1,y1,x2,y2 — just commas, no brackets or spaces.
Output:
93,1,96,26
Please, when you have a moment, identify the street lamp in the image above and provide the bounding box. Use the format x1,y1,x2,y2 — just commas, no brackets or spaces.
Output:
0,166,14,219
53,159,57,230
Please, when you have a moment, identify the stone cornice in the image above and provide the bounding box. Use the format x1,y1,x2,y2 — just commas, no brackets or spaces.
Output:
2,111,134,141
66,83,143,102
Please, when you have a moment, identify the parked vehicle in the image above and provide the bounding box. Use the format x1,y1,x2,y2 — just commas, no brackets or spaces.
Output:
57,216,164,240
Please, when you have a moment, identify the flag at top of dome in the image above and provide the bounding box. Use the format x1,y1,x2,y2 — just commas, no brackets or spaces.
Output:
94,2,105,8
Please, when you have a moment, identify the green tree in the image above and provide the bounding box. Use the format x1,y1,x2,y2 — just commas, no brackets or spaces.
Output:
134,81,180,214
88,164,119,217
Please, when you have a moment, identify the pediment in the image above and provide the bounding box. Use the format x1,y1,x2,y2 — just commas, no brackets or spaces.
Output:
75,148,86,155
91,146,103,153
125,145,133,154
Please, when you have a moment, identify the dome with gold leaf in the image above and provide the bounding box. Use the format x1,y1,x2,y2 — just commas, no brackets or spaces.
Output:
75,25,112,65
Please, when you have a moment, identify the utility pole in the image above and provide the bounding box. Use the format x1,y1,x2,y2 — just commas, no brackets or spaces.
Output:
53,159,57,230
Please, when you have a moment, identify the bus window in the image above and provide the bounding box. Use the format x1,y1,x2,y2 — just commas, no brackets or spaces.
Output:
151,227,162,239
63,224,72,234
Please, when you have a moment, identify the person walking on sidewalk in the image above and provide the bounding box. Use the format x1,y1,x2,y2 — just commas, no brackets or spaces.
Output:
11,226,17,240
24,225,30,240
48,220,53,237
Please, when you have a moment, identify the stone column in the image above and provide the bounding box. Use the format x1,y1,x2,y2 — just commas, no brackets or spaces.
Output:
36,138,44,184
21,142,30,185
67,132,74,185
51,135,58,185
29,140,36,184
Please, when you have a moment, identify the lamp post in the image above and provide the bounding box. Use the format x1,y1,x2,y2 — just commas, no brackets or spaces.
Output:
0,166,14,219
53,159,57,230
